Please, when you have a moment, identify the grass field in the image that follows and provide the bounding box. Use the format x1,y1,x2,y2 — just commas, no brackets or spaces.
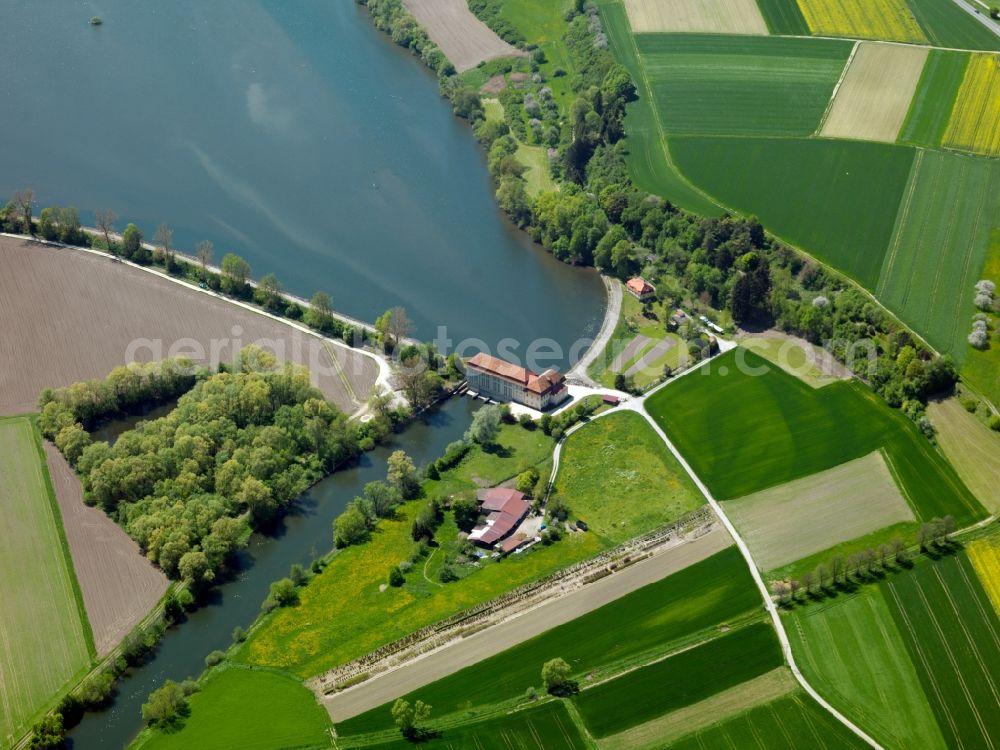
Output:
883,552,1000,749
737,332,851,388
898,50,968,148
492,0,577,103
796,0,926,42
0,416,93,745
337,546,759,735
341,701,586,749
622,0,768,33
943,52,1000,158
820,42,929,143
670,137,914,290
969,536,1000,618
906,0,1000,51
645,349,985,526
598,668,797,749
727,451,914,571
788,588,945,749
877,150,1000,361
134,667,331,750
927,398,1000,513
756,0,811,35
573,622,782,738
666,691,867,749
637,34,851,137
554,411,702,544
599,2,724,216
516,142,556,197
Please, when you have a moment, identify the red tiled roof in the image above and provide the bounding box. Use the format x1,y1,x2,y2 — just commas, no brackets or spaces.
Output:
500,535,529,554
467,352,531,384
526,369,566,395
478,487,527,512
627,277,654,295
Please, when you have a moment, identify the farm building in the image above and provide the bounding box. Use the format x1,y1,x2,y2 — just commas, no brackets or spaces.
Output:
466,352,569,410
626,277,656,301
469,487,531,548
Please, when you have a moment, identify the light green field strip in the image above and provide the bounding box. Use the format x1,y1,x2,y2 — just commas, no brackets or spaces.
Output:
789,587,945,750
516,142,557,197
596,668,797,750
622,0,769,34
726,450,915,571
482,97,503,123
877,149,1000,361
927,398,1000,514
737,332,850,388
820,42,929,143
0,417,92,744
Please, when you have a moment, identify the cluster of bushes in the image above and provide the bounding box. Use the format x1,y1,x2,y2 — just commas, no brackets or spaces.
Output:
333,450,421,548
538,397,599,440
44,347,361,583
969,279,996,350
772,517,956,608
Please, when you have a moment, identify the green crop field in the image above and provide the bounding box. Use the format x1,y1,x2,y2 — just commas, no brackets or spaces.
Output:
877,150,1000,361
670,137,914,290
898,50,968,148
636,34,851,136
553,411,702,544
788,588,945,749
756,0,811,35
906,0,1000,51
573,622,783,738
341,701,586,750
134,667,331,750
883,553,1000,748
667,692,868,749
646,349,985,525
598,1,724,216
337,546,758,735
0,416,92,745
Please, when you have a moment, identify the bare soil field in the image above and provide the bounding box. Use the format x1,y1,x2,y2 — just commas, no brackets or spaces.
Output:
44,442,169,656
0,237,378,415
738,330,852,388
401,0,527,72
321,525,732,722
821,42,929,142
622,0,769,34
726,451,915,571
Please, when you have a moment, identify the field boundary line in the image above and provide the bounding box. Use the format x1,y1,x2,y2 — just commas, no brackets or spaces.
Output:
783,33,998,54
877,149,925,297
626,383,884,748
816,40,860,134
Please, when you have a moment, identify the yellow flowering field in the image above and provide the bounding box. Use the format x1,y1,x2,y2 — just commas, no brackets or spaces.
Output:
943,53,1000,157
796,0,926,43
969,537,1000,618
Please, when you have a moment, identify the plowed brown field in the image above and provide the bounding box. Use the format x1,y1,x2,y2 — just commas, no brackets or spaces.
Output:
401,0,526,72
0,237,378,415
44,442,169,656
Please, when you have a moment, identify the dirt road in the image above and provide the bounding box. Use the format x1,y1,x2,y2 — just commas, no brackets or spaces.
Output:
322,524,732,722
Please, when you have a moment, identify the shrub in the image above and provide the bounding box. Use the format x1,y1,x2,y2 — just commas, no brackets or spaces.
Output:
205,650,226,667
439,564,459,583
388,566,405,587
232,626,246,643
990,415,1000,432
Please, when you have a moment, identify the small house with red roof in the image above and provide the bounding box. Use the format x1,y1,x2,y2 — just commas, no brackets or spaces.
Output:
626,277,655,301
466,352,569,411
469,487,531,548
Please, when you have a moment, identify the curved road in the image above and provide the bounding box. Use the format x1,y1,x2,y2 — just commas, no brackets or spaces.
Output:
567,275,621,386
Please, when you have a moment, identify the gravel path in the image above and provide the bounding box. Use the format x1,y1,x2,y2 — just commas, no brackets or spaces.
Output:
625,337,675,377
568,276,622,386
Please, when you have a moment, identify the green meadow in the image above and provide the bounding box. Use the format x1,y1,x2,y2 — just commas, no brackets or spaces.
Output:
898,50,968,148
132,667,331,750
877,150,1000,361
339,701,586,750
667,692,868,749
646,349,985,525
337,546,758,735
0,416,93,743
670,137,914,290
884,552,1000,749
906,0,1000,51
788,588,946,749
636,34,851,137
553,410,703,544
598,1,723,216
573,622,783,737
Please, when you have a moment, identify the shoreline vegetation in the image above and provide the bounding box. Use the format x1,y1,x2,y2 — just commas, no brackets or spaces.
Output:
354,0,996,422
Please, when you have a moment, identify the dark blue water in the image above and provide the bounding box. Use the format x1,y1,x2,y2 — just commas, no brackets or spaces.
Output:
0,0,603,363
